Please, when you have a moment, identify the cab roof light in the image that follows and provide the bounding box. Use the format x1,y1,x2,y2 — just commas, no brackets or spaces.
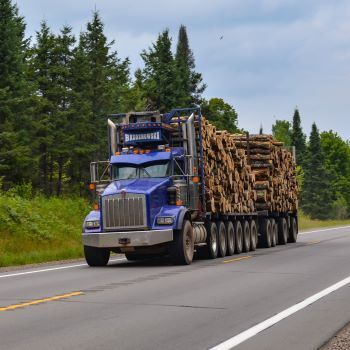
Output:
115,151,121,156
165,148,171,152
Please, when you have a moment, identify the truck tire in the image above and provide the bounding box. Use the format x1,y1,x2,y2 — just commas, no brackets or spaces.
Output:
260,218,272,248
201,221,219,259
84,245,110,267
242,220,251,252
235,221,243,254
170,220,194,265
226,221,235,256
288,217,298,243
250,220,258,251
217,221,227,257
271,219,277,247
278,218,288,245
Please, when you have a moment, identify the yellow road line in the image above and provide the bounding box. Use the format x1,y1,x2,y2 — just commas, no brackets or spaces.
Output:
0,291,83,312
223,256,252,264
306,240,321,245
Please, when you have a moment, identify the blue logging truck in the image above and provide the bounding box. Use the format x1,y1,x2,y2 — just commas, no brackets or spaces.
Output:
82,108,298,266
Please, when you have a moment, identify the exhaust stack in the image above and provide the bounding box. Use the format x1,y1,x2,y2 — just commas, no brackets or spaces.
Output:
108,119,116,155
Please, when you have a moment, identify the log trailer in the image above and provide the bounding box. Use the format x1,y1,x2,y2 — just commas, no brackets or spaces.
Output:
82,108,298,266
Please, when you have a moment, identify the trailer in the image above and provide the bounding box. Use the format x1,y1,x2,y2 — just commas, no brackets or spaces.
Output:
82,108,298,266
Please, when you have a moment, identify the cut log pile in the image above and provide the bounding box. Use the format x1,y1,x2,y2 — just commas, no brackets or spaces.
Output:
202,119,256,213
201,118,298,214
232,134,298,212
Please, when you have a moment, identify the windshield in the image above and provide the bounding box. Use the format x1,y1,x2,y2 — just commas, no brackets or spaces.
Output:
112,161,171,180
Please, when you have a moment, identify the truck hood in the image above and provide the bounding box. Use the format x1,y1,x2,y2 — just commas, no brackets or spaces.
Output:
103,178,171,196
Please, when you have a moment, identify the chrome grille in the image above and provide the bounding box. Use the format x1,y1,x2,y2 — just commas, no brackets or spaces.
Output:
102,193,147,230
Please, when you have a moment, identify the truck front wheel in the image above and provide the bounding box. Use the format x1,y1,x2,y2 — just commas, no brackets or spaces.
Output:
170,220,194,265
84,245,110,267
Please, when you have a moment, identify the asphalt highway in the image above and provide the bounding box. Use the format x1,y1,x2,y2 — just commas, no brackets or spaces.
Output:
1,226,350,350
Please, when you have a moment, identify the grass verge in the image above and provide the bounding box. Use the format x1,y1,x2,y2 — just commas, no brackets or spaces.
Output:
298,212,350,231
0,194,90,267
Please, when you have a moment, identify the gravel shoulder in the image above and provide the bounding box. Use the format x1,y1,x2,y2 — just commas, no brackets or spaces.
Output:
320,321,350,350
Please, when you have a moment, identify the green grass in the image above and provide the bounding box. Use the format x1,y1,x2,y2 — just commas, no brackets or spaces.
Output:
298,212,350,231
0,194,91,267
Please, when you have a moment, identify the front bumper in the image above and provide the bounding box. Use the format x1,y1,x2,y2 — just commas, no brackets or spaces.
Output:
82,229,173,248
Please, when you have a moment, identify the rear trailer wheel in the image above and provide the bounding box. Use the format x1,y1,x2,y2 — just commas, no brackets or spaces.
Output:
226,221,235,256
170,220,194,265
202,221,219,259
242,220,251,252
260,218,272,248
217,221,227,257
278,218,288,245
235,221,243,254
84,246,110,267
288,217,298,243
250,220,258,251
271,219,277,247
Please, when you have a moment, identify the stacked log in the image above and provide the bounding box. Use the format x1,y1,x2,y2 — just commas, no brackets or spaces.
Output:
231,134,298,212
201,119,256,213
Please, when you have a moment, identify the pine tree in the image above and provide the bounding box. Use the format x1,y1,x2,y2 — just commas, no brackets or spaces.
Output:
0,0,32,188
51,26,76,196
69,12,130,195
302,123,333,219
28,21,57,195
291,108,306,165
174,25,206,107
141,29,176,112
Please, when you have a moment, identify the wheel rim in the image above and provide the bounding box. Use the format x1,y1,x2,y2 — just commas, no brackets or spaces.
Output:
211,229,217,252
237,229,242,251
228,228,234,252
185,230,193,260
245,227,250,249
251,227,256,248
220,229,226,252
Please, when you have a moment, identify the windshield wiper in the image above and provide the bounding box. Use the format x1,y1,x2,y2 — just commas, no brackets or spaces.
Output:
141,167,152,178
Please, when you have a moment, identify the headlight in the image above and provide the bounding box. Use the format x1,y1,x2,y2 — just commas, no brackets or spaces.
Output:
156,216,174,225
85,220,100,228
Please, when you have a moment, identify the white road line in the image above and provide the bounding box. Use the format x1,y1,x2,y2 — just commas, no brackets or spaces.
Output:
0,258,126,279
299,225,350,235
210,275,350,350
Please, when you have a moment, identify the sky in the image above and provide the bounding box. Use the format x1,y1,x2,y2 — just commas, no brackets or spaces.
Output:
15,0,350,140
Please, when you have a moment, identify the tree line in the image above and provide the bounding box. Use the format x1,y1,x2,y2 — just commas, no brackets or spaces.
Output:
0,0,239,196
272,109,350,219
